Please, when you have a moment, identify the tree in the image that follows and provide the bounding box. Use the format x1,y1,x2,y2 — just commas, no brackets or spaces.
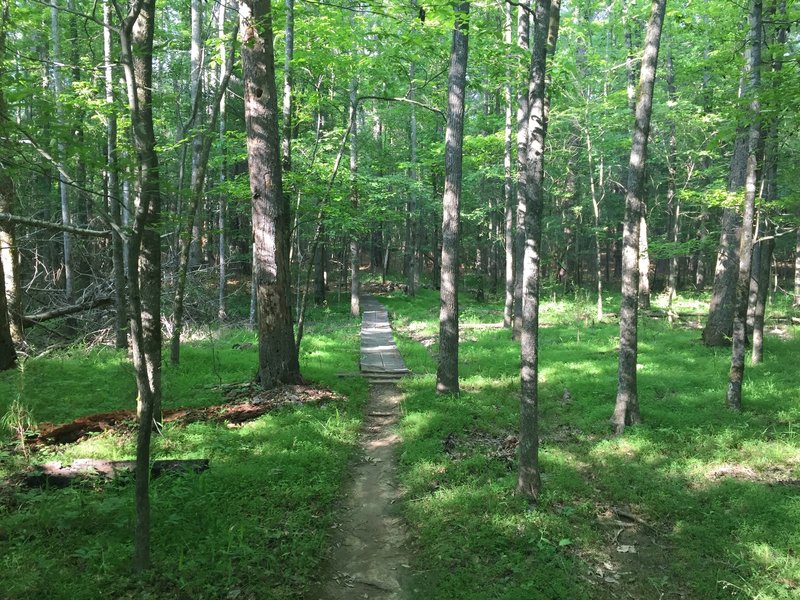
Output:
115,0,163,570
240,0,301,388
612,0,667,435
436,1,469,396
726,0,762,411
518,0,553,502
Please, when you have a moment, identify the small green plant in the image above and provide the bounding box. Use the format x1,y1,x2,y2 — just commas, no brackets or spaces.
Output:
1,396,36,458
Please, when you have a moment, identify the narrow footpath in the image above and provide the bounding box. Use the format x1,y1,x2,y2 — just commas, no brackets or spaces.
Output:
311,296,411,599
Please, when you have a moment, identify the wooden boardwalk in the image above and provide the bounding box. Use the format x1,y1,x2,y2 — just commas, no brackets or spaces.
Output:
359,296,410,383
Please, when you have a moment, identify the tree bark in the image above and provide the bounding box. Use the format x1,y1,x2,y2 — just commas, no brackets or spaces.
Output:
171,19,236,365
436,1,469,395
511,0,529,340
638,210,650,309
50,0,74,303
0,0,21,343
241,0,301,388
612,0,666,435
0,253,14,371
118,0,162,572
704,30,759,346
104,0,127,349
726,0,761,411
503,0,514,328
518,0,552,503
349,76,360,317
665,47,680,306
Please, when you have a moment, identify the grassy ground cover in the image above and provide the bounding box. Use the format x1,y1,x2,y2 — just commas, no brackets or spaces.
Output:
383,287,800,599
0,303,366,599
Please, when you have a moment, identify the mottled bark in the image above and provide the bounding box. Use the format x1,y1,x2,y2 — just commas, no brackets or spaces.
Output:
436,1,469,395
612,0,666,435
518,0,552,503
241,0,301,388
727,0,762,411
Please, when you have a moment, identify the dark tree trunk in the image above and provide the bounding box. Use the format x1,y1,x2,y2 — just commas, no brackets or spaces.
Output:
612,0,666,435
517,0,552,503
726,0,762,411
436,1,469,395
240,0,301,388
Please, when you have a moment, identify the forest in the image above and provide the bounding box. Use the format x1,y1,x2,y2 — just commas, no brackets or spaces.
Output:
0,0,799,597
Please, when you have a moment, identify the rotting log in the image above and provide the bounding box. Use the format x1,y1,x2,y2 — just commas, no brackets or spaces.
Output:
22,459,209,488
23,297,113,326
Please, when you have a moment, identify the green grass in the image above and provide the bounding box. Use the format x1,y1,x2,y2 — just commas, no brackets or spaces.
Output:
383,287,800,599
0,302,366,599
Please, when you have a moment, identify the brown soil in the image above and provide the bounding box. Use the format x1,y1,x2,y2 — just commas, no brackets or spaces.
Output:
309,383,410,599
29,383,343,447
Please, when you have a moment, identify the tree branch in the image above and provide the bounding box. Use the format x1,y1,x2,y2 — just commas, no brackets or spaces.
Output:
357,95,445,119
0,213,111,237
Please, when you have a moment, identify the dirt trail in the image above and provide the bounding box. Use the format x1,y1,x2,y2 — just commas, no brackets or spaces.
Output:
310,298,411,599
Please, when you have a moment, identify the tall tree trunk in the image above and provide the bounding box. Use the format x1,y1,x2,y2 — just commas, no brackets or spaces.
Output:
218,2,229,320
187,0,204,268
638,210,650,308
704,39,757,345
512,0,529,340
503,0,514,327
104,0,126,349
349,76,360,317
118,0,162,571
518,0,552,503
665,47,680,306
727,0,762,411
586,130,603,321
171,19,236,365
0,0,19,344
407,59,419,296
795,229,800,308
612,0,666,435
750,2,783,365
51,0,73,303
241,0,301,388
436,1,469,395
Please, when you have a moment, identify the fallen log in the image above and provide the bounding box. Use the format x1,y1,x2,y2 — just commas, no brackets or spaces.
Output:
23,297,114,326
23,458,209,488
